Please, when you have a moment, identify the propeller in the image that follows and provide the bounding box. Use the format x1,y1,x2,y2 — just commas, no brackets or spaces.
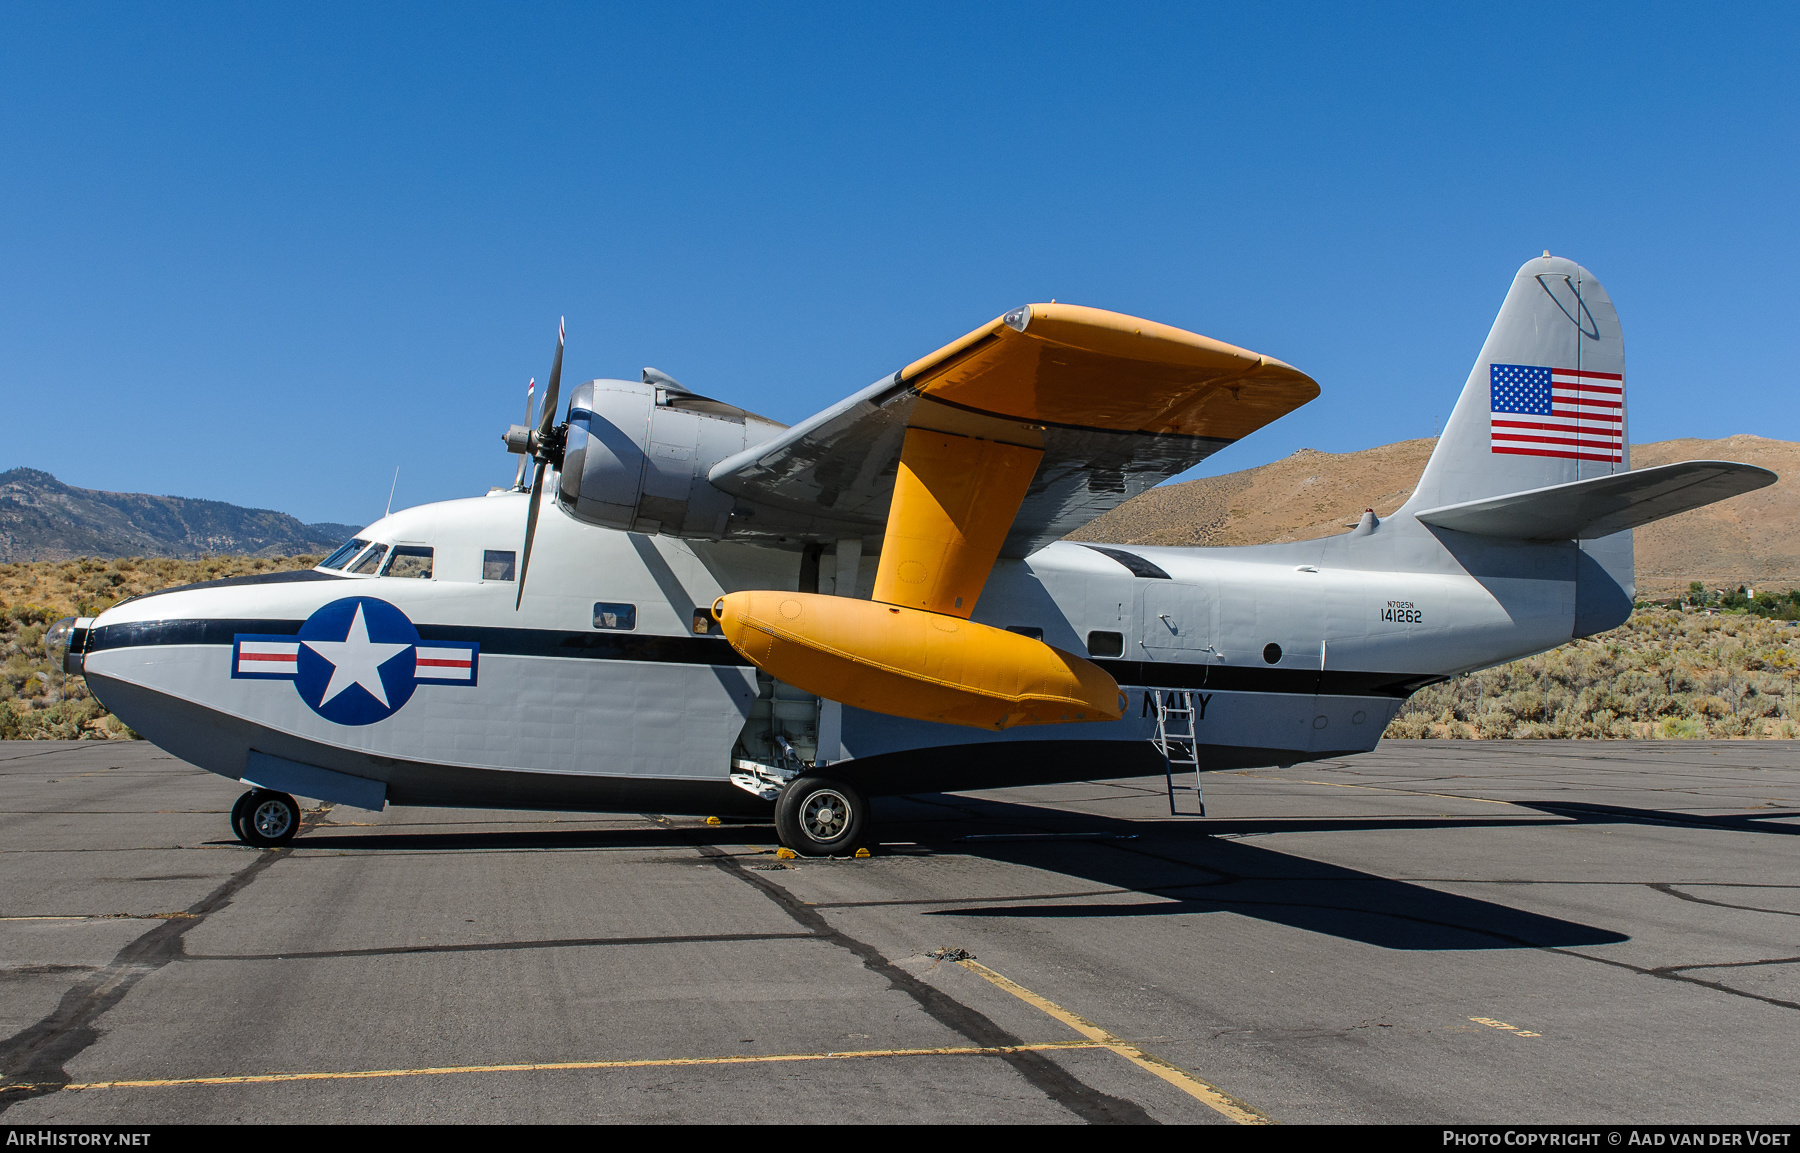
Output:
502,317,566,610
511,376,536,490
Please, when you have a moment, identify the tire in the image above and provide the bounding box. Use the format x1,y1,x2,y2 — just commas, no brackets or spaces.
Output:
774,777,867,856
240,791,301,847
229,791,257,844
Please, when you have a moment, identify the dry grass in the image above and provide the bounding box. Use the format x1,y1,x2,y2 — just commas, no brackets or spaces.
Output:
1384,608,1800,740
0,555,318,740
4,556,1796,745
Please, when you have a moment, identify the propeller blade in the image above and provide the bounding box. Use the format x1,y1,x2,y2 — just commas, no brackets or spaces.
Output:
516,319,564,606
512,377,536,490
516,460,546,611
536,317,565,440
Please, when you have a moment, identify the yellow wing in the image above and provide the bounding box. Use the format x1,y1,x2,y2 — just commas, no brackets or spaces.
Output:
709,304,1318,731
709,303,1319,558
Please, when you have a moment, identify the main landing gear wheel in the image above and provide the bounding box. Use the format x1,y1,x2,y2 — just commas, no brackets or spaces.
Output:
234,790,301,847
230,791,256,843
775,777,867,856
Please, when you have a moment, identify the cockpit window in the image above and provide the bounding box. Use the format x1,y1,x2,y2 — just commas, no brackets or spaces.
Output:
347,544,388,575
320,539,370,570
383,546,433,579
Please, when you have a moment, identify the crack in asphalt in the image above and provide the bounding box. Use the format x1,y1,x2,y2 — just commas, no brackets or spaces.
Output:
672,829,1159,1125
1650,883,1800,918
185,930,819,962
1668,955,1800,974
0,809,329,1115
1549,948,1800,1012
901,793,1800,1015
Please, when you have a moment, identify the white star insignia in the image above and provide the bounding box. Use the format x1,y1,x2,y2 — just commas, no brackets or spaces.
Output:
303,604,412,708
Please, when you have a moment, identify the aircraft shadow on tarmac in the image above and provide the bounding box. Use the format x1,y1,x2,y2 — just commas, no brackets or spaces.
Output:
863,795,1629,951
271,791,1800,951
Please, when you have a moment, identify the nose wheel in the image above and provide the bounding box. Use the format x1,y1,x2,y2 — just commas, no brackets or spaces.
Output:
231,789,301,847
774,776,867,856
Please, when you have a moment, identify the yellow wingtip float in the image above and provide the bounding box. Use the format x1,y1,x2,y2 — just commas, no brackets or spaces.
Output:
714,592,1123,729
715,302,1317,731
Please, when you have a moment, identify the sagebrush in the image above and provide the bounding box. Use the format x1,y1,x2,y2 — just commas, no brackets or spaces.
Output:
4,557,1795,743
1383,608,1800,739
0,555,317,740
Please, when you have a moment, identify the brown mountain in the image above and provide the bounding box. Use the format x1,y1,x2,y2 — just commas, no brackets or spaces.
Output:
1070,435,1800,600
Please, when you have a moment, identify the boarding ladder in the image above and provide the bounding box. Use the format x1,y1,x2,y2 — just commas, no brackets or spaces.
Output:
1150,689,1205,816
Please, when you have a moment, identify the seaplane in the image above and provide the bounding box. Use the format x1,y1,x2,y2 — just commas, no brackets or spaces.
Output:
52,255,1775,854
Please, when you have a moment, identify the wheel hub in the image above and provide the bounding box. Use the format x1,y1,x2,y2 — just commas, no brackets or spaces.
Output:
802,790,849,842
252,800,292,838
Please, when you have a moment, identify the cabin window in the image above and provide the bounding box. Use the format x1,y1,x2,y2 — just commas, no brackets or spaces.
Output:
383,546,434,579
347,544,388,575
594,602,636,631
1086,630,1124,658
1006,626,1044,640
320,539,370,570
483,550,516,581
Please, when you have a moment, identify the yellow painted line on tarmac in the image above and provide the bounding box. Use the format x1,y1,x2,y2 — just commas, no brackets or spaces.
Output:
1470,1016,1541,1037
42,1041,1109,1092
955,959,1273,1125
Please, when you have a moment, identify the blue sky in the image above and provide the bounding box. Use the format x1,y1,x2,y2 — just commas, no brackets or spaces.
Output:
2,3,1795,526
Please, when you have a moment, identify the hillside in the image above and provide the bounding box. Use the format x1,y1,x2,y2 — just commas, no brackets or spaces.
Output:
1072,435,1800,599
3,553,1798,743
0,468,361,562
2,554,321,739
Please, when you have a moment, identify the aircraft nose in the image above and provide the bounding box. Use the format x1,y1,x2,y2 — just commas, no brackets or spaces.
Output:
57,608,108,674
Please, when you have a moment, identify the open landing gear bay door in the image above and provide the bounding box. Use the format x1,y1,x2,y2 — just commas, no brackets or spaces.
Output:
710,303,1320,731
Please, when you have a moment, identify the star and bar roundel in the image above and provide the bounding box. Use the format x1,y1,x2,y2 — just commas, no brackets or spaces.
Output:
232,597,478,726
1489,362,1624,463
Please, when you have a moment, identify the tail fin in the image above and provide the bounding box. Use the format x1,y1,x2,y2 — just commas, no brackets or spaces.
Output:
1402,254,1634,636
1402,254,1627,513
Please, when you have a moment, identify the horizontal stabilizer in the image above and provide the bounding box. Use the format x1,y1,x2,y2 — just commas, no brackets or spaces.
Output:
1413,460,1776,541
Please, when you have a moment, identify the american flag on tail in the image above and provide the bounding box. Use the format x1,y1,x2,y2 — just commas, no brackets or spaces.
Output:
1489,363,1624,463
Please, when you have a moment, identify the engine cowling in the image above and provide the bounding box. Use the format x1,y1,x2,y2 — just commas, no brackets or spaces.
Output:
556,378,785,538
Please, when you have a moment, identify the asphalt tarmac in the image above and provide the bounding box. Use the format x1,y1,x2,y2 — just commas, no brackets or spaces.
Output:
1,739,1795,1125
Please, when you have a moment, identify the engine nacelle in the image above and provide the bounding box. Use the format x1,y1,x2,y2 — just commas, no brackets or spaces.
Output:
556,378,786,538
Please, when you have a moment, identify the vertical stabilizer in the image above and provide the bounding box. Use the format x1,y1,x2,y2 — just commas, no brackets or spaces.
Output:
1404,254,1628,511
1403,255,1634,635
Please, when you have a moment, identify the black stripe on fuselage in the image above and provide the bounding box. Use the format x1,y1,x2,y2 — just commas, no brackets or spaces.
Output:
1093,659,1444,699
85,618,753,667
86,617,1441,696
